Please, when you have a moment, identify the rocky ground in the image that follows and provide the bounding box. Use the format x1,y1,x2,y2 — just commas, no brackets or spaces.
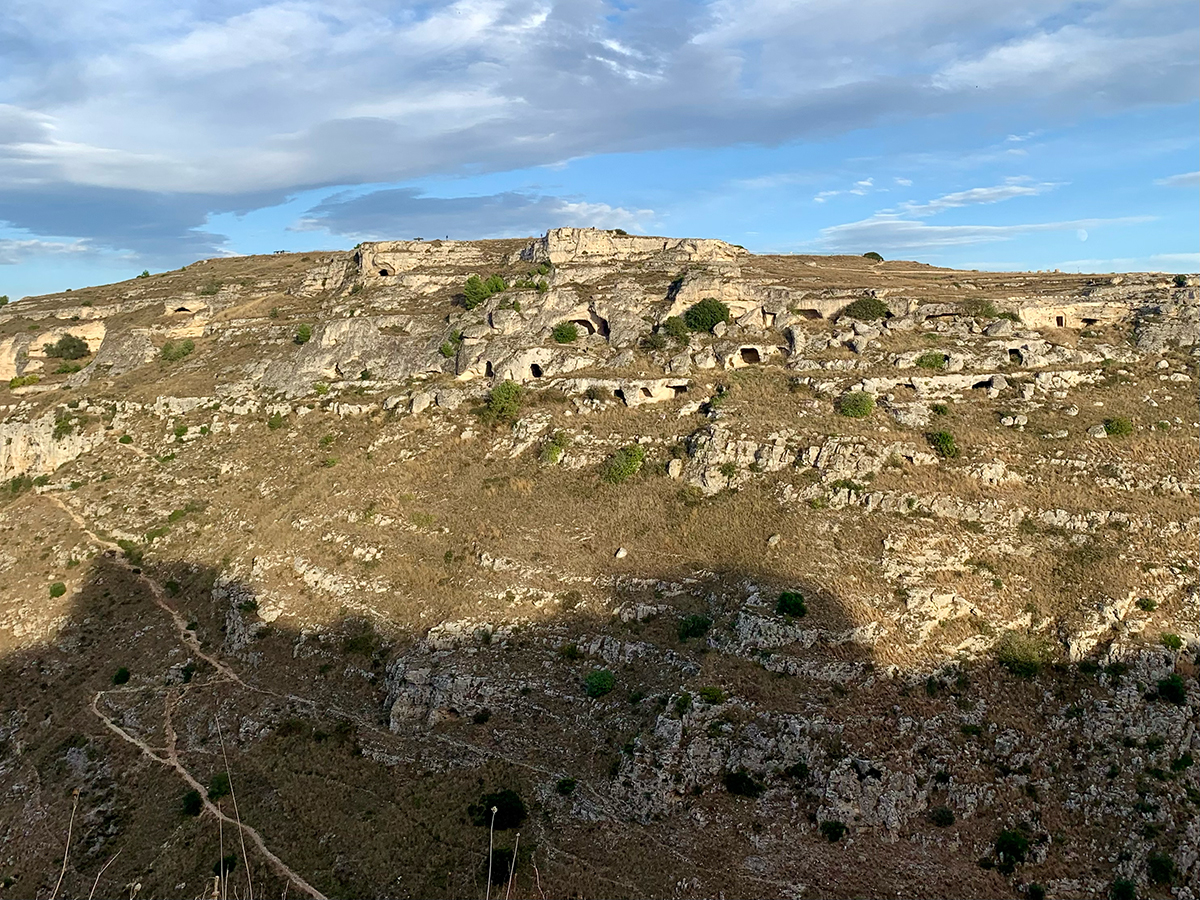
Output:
0,229,1196,899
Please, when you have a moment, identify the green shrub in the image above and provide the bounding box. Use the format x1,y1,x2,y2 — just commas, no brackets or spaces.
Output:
439,330,463,358
1148,850,1176,885
926,431,959,458
198,280,221,296
551,322,579,343
640,331,668,350
313,382,329,396
994,631,1053,677
207,772,231,801
929,806,955,827
485,380,523,424
1104,417,1133,437
160,339,195,362
1109,877,1136,900
994,829,1029,873
294,324,312,344
0,295,7,306
118,434,133,444
49,582,66,598
555,777,576,796
602,445,645,484
1135,597,1157,612
841,296,889,320
837,391,875,418
182,789,203,816
661,315,690,344
915,351,947,370
116,538,144,565
467,788,527,831
540,431,570,464
776,590,807,617
463,274,507,309
584,668,615,698
820,820,848,842
54,362,82,374
1161,633,1183,650
683,297,731,332
674,692,692,716
677,614,712,641
1172,752,1194,771
723,769,764,797
9,374,40,388
1155,674,1186,705
862,251,883,261
698,686,725,704
931,402,949,416
267,412,284,430
112,667,130,685
43,334,89,359
1173,274,1188,288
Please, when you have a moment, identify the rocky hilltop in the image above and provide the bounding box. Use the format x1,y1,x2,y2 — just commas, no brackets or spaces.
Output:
0,229,1197,899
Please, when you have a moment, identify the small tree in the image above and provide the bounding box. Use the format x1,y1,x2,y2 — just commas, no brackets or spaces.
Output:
776,590,807,617
602,445,645,483
294,324,313,344
863,251,884,261
43,334,89,360
584,669,615,698
841,297,889,320
683,298,731,333
551,322,579,343
485,380,523,424
661,316,690,344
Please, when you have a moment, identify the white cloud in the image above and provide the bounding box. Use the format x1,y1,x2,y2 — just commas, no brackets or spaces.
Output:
818,214,1154,252
899,179,1058,215
1155,171,1200,188
0,237,104,265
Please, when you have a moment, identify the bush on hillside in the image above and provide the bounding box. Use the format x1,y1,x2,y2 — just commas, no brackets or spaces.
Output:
683,297,731,332
677,614,712,641
661,315,690,344
776,590,807,617
915,351,947,370
43,334,89,360
293,324,312,345
1104,417,1133,437
602,445,645,483
863,251,883,261
551,322,579,343
994,631,1053,677
837,391,875,418
926,430,959,458
485,380,523,424
841,296,889,320
584,668,615,698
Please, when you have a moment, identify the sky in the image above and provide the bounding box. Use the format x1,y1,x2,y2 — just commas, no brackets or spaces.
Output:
0,0,1197,300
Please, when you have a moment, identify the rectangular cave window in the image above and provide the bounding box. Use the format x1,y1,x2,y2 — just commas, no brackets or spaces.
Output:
1055,315,1065,328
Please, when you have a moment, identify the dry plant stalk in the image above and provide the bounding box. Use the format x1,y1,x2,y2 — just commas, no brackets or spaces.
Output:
50,788,80,900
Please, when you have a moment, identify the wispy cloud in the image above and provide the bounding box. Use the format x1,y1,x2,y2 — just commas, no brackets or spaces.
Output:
1155,171,1200,188
818,214,1154,252
295,188,655,240
898,178,1058,215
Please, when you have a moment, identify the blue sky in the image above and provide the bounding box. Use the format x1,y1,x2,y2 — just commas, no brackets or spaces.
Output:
1,0,1197,300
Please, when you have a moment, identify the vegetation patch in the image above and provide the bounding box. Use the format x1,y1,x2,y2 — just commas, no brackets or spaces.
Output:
602,445,645,484
484,380,524,425
723,769,764,798
584,668,616,698
926,430,960,458
1103,416,1133,437
837,391,875,418
915,351,948,370
43,334,89,360
551,322,579,343
776,590,807,617
677,614,712,641
463,274,507,309
840,296,888,320
683,297,731,333
160,339,195,362
994,631,1054,677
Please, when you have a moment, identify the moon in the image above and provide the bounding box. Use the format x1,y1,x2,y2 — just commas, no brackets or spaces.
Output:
1077,229,1088,241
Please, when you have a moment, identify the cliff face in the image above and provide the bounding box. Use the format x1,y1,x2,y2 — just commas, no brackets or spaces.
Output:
0,230,1196,899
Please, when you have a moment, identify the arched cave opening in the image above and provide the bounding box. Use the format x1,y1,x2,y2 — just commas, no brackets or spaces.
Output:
740,347,762,364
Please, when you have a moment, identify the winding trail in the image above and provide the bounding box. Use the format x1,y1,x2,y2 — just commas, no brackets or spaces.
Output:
47,494,324,899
